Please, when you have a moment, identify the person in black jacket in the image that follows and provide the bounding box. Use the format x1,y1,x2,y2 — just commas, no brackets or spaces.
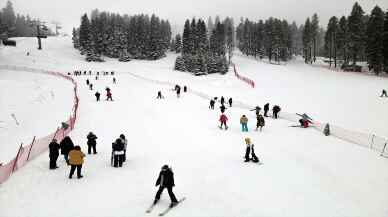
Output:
220,104,226,113
87,132,98,154
228,98,232,107
60,136,75,165
112,138,124,167
209,99,215,109
220,96,225,105
263,103,269,117
153,165,178,207
95,91,101,101
272,105,281,119
49,139,60,169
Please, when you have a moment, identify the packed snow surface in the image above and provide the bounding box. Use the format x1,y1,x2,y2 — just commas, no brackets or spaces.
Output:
0,37,387,217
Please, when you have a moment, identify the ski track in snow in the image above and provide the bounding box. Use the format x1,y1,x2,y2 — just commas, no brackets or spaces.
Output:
0,37,387,217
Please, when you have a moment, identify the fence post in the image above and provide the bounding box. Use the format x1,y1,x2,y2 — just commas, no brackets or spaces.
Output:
370,134,375,149
27,136,36,161
12,144,23,172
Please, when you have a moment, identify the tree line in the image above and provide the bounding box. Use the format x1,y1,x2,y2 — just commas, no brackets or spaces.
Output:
316,2,388,74
0,0,53,39
173,17,234,75
72,10,171,62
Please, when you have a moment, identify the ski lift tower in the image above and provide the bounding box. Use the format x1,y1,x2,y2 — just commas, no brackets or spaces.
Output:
51,21,62,36
30,20,48,50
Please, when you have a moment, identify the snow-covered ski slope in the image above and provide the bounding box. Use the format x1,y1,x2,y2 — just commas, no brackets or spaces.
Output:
0,37,387,217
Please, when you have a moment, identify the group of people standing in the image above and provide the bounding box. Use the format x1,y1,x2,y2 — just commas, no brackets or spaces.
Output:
72,70,115,76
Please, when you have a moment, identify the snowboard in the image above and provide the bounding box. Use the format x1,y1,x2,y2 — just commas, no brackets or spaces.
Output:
158,197,186,216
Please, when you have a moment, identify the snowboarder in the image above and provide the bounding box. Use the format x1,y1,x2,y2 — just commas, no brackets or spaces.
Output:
256,114,265,132
119,134,127,162
263,103,269,117
381,89,387,97
244,138,259,163
89,83,93,90
157,91,164,99
183,86,187,92
228,98,232,107
112,138,125,167
106,87,113,101
209,99,215,109
86,132,97,155
324,123,330,136
240,115,249,132
60,136,75,165
272,105,281,119
220,104,226,113
153,165,178,208
220,96,225,105
113,77,116,84
68,146,85,179
95,91,101,101
219,113,228,130
250,106,261,117
86,79,90,86
49,139,60,169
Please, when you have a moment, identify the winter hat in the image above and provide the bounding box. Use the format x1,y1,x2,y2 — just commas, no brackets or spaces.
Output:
162,165,169,170
245,138,251,145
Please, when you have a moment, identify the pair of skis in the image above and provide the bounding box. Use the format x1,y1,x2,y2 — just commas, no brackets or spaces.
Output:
146,197,186,216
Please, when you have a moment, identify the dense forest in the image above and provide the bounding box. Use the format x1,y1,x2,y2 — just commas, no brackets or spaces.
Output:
0,0,54,39
72,10,171,62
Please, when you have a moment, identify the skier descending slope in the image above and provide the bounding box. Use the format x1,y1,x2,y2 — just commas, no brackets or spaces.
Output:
106,87,113,101
263,103,270,117
153,165,178,207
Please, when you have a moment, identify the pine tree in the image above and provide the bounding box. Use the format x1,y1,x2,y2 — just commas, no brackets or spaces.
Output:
337,16,349,65
383,11,388,72
302,18,312,63
348,2,366,65
182,19,191,55
174,55,186,71
366,6,384,74
175,34,182,53
324,16,338,67
119,49,132,62
72,27,79,48
79,13,91,52
310,13,319,62
224,17,235,65
2,0,16,36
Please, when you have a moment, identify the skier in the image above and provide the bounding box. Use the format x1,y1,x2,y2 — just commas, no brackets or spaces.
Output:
220,104,226,113
153,165,178,208
119,134,128,162
95,91,101,101
228,98,232,107
157,91,164,99
220,96,225,105
263,103,270,117
89,83,93,90
68,146,85,179
183,86,187,92
97,71,99,76
106,87,113,101
209,99,215,110
95,76,98,80
89,71,92,75
256,114,265,132
324,123,330,136
86,79,90,86
240,115,249,132
250,106,261,117
60,136,75,165
113,77,116,84
111,71,114,76
244,138,259,163
272,105,281,119
219,113,228,130
112,138,125,167
86,132,97,155
299,118,311,128
176,86,181,98
381,89,388,97
49,139,60,169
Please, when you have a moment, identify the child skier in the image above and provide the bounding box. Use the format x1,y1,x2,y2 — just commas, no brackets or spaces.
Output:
381,89,387,97
106,87,113,101
272,105,281,119
95,91,101,101
244,138,259,163
256,114,265,131
220,104,226,113
209,99,215,109
240,115,248,132
86,79,90,86
157,91,164,99
113,77,116,84
219,113,228,130
153,165,179,208
228,98,232,107
89,83,93,90
220,96,225,105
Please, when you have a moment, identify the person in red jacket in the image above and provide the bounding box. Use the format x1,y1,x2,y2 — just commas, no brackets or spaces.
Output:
219,113,228,130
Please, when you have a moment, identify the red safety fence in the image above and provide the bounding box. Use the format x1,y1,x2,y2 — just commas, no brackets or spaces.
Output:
0,65,79,184
233,64,255,88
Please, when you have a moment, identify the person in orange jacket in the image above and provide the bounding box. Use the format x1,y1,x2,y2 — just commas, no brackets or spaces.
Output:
68,146,85,179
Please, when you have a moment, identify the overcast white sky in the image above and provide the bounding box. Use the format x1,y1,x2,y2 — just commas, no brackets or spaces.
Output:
3,0,388,34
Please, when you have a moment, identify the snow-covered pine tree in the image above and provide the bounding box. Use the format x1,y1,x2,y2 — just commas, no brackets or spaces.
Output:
79,13,92,52
337,16,349,65
72,27,80,48
324,16,338,67
382,11,388,72
174,55,186,71
119,49,132,62
310,14,319,62
366,6,384,74
302,18,312,63
348,2,366,65
175,34,182,53
182,19,191,55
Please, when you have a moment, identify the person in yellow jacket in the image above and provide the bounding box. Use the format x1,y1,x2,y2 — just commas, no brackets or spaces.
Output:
240,115,249,132
68,146,85,179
